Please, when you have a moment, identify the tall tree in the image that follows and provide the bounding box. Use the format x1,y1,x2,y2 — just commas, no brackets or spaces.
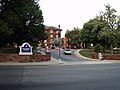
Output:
0,0,47,49
80,4,120,53
98,4,120,53
80,18,108,46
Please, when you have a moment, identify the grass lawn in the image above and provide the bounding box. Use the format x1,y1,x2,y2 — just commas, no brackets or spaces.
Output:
79,49,93,58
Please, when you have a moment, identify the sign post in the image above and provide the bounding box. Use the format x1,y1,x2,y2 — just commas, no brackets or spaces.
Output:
58,24,62,63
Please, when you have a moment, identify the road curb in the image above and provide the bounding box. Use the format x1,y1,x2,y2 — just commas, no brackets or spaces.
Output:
74,49,98,61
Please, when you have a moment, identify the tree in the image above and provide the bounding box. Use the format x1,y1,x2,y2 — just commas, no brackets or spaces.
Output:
98,4,120,53
65,27,81,48
0,0,47,49
0,20,12,48
80,18,108,46
80,4,120,53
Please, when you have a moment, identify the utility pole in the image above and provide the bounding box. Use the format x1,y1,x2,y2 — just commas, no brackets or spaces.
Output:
58,24,62,62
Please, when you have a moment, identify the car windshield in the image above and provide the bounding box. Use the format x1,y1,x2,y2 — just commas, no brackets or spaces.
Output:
66,49,70,51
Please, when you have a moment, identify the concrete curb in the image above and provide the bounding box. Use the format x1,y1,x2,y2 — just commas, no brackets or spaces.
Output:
62,61,113,65
74,49,98,61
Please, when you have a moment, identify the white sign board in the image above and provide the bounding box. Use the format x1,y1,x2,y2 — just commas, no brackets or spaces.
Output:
19,42,33,55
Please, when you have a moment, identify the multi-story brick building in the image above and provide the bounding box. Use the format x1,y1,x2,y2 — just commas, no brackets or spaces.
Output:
42,26,62,48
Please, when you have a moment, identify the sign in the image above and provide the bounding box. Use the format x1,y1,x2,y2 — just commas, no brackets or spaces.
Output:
54,38,61,43
22,44,31,52
19,42,33,55
54,38,61,46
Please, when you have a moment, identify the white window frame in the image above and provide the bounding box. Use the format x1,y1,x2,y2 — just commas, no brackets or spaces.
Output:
44,40,47,43
50,35,53,38
50,30,53,33
56,31,59,33
56,35,58,38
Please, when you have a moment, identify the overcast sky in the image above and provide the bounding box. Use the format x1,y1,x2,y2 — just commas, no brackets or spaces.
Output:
39,0,120,37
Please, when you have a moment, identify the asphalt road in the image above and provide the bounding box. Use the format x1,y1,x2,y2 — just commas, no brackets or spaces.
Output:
1,63,120,90
51,49,88,62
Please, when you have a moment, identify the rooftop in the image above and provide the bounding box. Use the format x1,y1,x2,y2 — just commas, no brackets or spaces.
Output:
45,26,62,31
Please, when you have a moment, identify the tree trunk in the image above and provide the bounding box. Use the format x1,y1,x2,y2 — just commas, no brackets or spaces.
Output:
0,42,2,49
103,45,105,53
110,45,113,54
11,42,14,50
16,42,21,52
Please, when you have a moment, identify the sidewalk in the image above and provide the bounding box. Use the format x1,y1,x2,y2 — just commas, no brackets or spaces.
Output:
0,59,114,66
0,59,59,66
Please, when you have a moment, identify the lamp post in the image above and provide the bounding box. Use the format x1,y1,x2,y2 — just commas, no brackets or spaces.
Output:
58,24,61,62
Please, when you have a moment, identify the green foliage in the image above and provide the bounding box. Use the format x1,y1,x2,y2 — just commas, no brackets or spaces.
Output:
79,50,92,58
80,18,107,45
0,0,47,49
80,4,120,53
98,4,120,53
0,48,17,54
94,44,103,53
65,27,81,47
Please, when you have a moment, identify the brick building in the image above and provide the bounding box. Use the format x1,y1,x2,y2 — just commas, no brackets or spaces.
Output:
42,26,62,48
63,37,71,49
63,37,84,49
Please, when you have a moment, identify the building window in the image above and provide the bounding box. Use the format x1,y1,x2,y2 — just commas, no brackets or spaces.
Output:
56,35,58,38
56,31,59,33
50,35,53,38
50,30,53,33
50,39,53,43
44,40,47,43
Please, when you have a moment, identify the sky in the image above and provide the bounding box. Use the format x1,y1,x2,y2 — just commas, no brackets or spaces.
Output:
39,0,120,37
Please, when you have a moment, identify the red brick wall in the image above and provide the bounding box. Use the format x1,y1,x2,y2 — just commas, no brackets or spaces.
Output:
103,55,120,60
92,54,120,60
0,54,51,63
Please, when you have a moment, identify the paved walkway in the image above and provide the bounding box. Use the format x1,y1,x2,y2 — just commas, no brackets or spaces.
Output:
0,49,120,66
0,59,58,66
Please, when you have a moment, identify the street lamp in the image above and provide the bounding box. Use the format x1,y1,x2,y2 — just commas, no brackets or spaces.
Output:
58,24,62,62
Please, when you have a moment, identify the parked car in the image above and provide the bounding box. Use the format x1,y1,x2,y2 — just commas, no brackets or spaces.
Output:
64,49,71,55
